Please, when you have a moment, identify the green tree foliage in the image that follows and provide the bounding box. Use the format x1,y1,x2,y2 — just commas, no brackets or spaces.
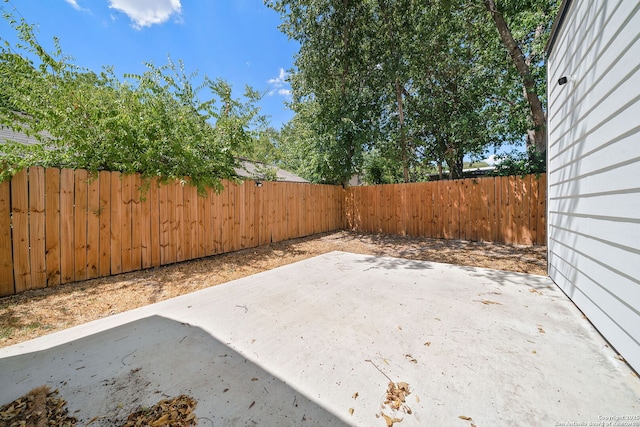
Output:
0,12,264,193
267,0,559,182
492,146,545,177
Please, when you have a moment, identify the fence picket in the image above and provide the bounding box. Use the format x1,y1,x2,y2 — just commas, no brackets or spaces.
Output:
98,171,111,276
86,173,100,279
11,169,30,292
0,180,13,296
45,168,61,286
29,167,47,288
110,172,122,274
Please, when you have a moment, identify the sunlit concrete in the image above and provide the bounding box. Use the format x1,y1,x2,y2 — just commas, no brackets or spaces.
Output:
1,251,638,426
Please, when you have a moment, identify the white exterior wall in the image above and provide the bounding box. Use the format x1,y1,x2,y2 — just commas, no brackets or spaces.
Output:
547,0,640,372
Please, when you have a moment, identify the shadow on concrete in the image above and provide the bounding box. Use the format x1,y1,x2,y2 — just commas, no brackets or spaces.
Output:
352,254,435,271
457,264,556,291
0,315,349,427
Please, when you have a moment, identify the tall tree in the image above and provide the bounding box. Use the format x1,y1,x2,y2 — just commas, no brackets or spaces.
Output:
268,0,381,185
268,0,558,182
481,0,558,154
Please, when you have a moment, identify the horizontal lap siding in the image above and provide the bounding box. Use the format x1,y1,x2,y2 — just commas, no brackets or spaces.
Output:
547,0,640,372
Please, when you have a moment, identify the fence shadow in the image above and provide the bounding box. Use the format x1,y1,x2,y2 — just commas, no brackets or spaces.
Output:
0,315,350,427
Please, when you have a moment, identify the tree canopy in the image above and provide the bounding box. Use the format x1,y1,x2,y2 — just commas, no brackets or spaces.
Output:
0,11,265,193
267,0,559,183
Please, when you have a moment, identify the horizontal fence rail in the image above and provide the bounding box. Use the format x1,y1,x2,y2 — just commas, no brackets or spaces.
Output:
0,167,346,296
346,174,546,246
0,169,546,297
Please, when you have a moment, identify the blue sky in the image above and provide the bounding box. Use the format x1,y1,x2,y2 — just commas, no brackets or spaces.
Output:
0,0,298,129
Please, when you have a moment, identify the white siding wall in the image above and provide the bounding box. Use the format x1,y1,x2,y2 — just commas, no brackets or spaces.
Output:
547,0,640,373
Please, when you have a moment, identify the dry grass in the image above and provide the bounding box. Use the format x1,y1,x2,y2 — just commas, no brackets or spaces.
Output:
0,231,546,348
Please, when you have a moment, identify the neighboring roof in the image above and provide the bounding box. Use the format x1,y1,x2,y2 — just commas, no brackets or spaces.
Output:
545,0,573,55
1,125,308,183
0,125,43,145
234,159,309,183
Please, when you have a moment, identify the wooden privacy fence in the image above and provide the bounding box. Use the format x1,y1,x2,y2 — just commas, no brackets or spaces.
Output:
0,167,346,296
346,174,546,246
0,169,546,297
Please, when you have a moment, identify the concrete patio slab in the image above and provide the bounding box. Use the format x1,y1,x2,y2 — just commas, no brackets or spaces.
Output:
1,251,639,426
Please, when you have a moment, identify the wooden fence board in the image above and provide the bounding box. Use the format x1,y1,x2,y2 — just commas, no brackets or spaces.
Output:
220,180,230,251
120,174,133,272
197,188,206,258
45,168,61,287
189,184,199,258
246,182,256,248
478,178,489,242
213,186,224,253
140,177,152,269
174,181,185,262
130,174,142,272
158,182,169,265
110,172,122,274
182,184,194,260
459,180,467,240
203,188,214,256
166,180,177,264
11,169,30,292
98,171,111,277
537,174,546,245
86,173,100,279
237,182,247,248
73,169,88,281
0,180,14,295
29,167,47,288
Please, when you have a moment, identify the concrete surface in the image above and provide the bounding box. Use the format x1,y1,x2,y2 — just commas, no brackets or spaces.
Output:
1,251,639,426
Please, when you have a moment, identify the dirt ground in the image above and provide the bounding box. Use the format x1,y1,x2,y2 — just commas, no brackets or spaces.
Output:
0,231,546,348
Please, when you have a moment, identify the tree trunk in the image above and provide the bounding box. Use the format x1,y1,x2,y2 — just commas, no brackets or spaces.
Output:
395,79,409,183
484,0,547,154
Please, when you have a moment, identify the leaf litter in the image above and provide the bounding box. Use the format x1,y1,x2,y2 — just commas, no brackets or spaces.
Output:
365,359,415,426
0,386,77,427
0,386,198,427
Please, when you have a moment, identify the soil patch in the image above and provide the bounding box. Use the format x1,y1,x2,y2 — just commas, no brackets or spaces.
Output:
0,231,546,348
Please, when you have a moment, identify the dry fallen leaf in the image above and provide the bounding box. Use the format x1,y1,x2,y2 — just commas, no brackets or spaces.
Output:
123,395,197,427
404,354,418,364
0,386,77,427
352,392,359,399
424,341,431,347
478,300,502,305
459,415,473,420
382,412,404,426
538,327,545,334
349,407,355,416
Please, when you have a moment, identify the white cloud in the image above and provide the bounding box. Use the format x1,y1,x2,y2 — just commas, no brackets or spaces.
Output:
484,154,502,166
108,0,182,29
65,0,91,12
65,0,81,10
268,68,291,97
